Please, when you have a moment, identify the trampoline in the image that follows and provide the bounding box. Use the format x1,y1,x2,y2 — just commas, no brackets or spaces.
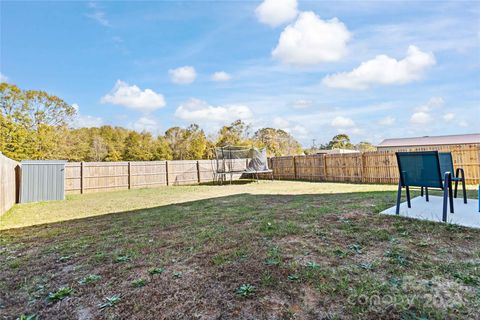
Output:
213,146,273,184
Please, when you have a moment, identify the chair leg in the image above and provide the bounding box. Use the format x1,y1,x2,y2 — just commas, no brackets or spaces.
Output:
425,187,429,202
454,179,459,198
421,187,424,197
448,178,454,214
406,186,411,208
442,182,449,223
395,179,402,215
462,179,467,204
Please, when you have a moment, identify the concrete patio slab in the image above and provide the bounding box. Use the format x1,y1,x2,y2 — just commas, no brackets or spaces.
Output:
382,195,480,228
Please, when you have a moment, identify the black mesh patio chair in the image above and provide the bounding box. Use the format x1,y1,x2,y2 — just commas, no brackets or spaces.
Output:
420,152,467,204
395,151,454,222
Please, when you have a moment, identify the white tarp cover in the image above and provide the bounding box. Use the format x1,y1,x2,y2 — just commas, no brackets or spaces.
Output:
246,148,270,172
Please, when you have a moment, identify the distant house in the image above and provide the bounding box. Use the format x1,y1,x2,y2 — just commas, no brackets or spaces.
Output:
377,133,480,151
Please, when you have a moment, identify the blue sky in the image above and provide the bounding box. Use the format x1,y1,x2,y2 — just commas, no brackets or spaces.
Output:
1,0,479,146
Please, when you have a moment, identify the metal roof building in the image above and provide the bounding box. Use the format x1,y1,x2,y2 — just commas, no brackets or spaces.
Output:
377,133,480,151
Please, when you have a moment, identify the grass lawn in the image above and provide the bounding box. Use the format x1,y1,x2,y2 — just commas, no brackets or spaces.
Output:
0,181,479,319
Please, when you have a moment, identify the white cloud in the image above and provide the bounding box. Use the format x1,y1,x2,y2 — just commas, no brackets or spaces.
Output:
71,104,103,128
443,112,455,122
273,116,290,127
271,116,308,138
291,99,312,109
331,116,355,128
101,80,166,113
410,97,444,125
0,73,8,82
211,71,231,82
131,116,159,134
175,98,253,124
255,0,298,27
322,45,435,89
87,2,110,27
378,116,396,126
272,11,351,66
417,96,444,112
169,66,197,84
290,125,308,137
410,111,432,125
459,120,468,127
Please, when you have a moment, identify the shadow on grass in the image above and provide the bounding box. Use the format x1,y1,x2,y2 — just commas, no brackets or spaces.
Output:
1,189,479,319
2,187,478,239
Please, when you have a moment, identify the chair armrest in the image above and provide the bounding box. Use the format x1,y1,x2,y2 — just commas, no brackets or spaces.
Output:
443,172,452,188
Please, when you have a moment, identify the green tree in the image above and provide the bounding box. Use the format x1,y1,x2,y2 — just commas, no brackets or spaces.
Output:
164,124,207,160
253,128,303,156
356,141,376,152
152,136,173,160
326,134,355,150
123,131,154,161
216,120,251,147
0,83,77,160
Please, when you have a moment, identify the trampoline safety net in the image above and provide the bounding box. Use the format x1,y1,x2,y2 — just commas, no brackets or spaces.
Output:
213,146,272,183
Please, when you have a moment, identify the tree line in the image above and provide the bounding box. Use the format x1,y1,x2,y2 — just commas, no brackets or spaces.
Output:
1,83,375,162
0,83,305,161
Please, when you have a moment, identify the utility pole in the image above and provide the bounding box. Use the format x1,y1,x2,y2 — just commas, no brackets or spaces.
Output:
311,139,317,152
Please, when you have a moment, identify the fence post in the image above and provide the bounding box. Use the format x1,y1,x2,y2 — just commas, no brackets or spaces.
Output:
196,161,201,184
128,162,131,189
361,153,366,183
80,162,84,194
165,161,169,186
323,155,328,182
293,156,297,180
15,164,21,203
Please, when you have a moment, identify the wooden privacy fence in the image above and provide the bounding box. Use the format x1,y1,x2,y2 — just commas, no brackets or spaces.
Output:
0,153,20,216
264,144,480,185
65,160,223,194
1,144,478,207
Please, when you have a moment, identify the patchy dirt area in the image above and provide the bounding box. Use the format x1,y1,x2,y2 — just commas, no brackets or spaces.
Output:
1,184,479,319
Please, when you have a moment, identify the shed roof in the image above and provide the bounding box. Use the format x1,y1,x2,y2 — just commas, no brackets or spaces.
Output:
21,160,67,165
378,133,480,148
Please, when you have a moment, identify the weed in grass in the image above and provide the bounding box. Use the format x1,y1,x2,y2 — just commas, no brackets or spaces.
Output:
260,271,276,287
115,255,130,263
236,284,256,298
211,254,230,266
265,245,282,266
58,255,71,263
371,229,390,241
358,262,373,270
388,277,403,288
305,261,320,270
400,311,429,320
9,260,20,269
288,274,300,282
47,286,73,302
93,252,107,263
132,278,146,287
148,267,165,275
389,237,400,245
16,315,38,320
385,248,408,267
334,248,349,258
79,274,101,285
452,272,479,286
99,295,121,309
265,258,280,266
173,272,182,278
348,243,363,254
